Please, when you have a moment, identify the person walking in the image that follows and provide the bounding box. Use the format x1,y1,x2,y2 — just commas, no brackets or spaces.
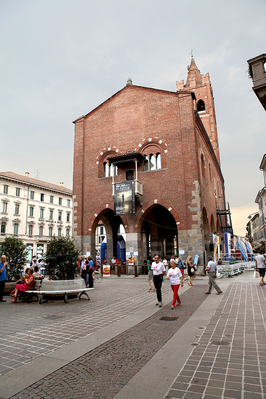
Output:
88,257,94,288
205,257,222,295
255,249,266,286
166,260,183,309
186,255,195,286
0,255,8,302
151,255,166,307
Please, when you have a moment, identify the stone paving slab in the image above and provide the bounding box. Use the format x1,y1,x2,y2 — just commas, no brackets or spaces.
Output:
164,281,266,398
0,277,171,376
0,272,259,399
9,285,206,399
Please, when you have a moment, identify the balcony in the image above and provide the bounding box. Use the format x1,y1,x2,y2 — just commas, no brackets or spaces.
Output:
247,54,266,110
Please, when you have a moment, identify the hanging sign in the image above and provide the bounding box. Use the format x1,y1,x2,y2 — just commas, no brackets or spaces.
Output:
114,181,135,215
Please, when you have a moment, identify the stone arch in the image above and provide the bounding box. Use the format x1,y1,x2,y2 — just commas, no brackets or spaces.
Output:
200,153,206,180
96,148,119,178
210,214,215,233
202,207,209,241
139,139,167,169
88,206,128,262
137,202,179,261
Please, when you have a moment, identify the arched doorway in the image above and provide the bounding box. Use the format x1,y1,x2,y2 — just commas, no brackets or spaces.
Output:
92,209,125,264
139,205,178,262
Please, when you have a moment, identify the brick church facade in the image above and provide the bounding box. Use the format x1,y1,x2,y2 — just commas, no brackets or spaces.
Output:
73,58,228,265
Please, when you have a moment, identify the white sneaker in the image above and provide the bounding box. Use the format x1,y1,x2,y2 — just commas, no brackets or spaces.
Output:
159,302,162,307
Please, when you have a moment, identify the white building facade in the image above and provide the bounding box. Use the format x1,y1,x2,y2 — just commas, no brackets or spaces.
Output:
0,172,73,261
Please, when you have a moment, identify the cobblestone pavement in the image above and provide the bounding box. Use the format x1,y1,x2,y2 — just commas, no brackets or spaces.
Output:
10,285,206,399
165,282,266,399
0,277,171,376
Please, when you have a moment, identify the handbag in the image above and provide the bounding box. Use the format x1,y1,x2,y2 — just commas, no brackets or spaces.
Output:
254,270,259,278
191,267,195,273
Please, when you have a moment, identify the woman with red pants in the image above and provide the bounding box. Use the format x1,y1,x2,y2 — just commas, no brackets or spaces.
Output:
166,261,183,309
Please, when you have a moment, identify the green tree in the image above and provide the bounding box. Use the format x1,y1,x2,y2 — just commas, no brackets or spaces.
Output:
44,237,80,280
0,237,27,280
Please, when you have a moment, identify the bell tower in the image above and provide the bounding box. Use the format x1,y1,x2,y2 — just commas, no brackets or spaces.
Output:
176,57,220,165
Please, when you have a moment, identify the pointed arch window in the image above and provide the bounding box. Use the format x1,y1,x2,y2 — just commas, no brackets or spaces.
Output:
197,100,205,112
201,154,206,180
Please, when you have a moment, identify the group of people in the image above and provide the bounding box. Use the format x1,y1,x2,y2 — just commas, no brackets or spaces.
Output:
147,255,194,309
148,255,223,309
79,256,97,288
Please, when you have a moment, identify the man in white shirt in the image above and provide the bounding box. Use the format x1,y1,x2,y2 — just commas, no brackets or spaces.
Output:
255,250,266,286
205,257,222,295
151,255,166,307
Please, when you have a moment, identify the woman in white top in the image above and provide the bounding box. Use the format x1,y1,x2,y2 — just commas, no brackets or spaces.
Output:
167,261,183,309
151,255,166,307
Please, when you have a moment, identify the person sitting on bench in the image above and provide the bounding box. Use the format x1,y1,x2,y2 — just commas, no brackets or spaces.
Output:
11,268,35,303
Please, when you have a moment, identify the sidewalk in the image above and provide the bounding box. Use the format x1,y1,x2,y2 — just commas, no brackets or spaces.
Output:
0,271,265,398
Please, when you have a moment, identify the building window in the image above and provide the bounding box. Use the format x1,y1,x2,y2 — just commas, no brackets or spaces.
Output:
40,193,44,202
58,211,62,221
58,197,62,205
16,188,20,197
98,235,105,244
49,210,53,220
66,229,69,237
104,162,118,178
39,226,43,236
14,204,20,215
126,170,134,181
49,227,53,237
156,153,161,169
13,223,18,235
144,155,149,171
197,99,205,112
1,223,6,235
50,195,54,204
28,225,33,236
2,202,7,213
3,185,8,194
40,208,44,218
201,154,206,180
58,228,61,237
66,212,70,222
67,199,70,207
30,191,34,199
144,153,162,171
104,162,110,177
29,206,34,217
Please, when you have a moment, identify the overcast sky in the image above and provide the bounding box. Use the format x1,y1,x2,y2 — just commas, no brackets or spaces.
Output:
1,0,265,237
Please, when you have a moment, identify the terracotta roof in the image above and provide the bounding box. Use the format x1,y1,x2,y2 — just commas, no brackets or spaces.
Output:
0,172,72,195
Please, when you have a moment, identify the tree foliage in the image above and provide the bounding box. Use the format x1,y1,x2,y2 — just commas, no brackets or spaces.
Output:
44,237,80,280
0,237,27,280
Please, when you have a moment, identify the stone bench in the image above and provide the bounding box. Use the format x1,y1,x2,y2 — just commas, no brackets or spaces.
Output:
23,278,94,304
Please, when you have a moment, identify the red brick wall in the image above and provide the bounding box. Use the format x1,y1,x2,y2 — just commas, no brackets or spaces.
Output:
73,85,224,244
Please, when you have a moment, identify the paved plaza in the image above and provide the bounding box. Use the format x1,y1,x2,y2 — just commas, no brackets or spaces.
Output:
0,271,265,398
